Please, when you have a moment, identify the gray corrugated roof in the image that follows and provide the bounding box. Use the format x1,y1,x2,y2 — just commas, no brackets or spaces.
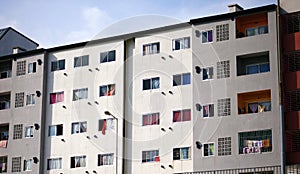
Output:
0,28,9,39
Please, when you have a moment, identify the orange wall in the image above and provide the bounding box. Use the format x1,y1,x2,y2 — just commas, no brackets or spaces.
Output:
236,13,268,35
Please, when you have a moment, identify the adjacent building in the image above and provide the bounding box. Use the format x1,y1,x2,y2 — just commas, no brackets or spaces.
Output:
0,2,299,174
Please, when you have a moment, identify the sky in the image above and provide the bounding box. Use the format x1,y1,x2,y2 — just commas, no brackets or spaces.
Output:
0,0,276,48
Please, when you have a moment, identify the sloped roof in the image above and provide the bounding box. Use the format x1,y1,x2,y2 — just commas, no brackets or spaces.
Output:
0,27,38,46
0,27,9,39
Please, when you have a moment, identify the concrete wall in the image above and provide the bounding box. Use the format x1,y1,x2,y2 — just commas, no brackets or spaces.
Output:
0,53,45,173
192,10,281,171
129,26,193,174
279,0,300,13
44,41,125,174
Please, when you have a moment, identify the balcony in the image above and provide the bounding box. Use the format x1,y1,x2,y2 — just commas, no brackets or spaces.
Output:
236,12,268,38
0,92,10,110
0,60,12,80
238,89,271,115
237,51,270,76
0,124,9,148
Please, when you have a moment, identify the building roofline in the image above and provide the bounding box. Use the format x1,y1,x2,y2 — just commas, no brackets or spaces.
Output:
0,48,45,61
47,22,190,52
0,27,39,47
189,4,277,25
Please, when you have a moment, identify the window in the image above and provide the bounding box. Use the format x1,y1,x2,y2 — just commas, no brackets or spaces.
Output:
0,93,10,110
0,124,9,148
142,150,159,163
237,51,270,76
246,26,268,37
12,157,21,172
13,124,23,139
217,60,230,79
73,88,88,101
99,119,114,135
173,109,191,122
203,143,215,156
287,12,300,34
172,37,190,50
173,73,191,86
25,126,33,138
51,60,65,71
143,42,160,55
143,113,159,126
203,104,214,118
0,156,7,173
217,98,231,116
26,94,35,106
99,84,115,97
47,158,62,170
173,147,191,160
70,156,86,168
28,62,36,74
23,159,32,171
238,90,271,114
142,77,160,90
49,125,63,136
98,153,114,166
100,50,116,63
202,67,213,80
71,122,87,134
202,30,213,43
218,137,231,156
15,92,24,108
0,60,12,79
74,55,89,67
286,51,300,72
50,92,64,104
239,129,272,154
216,24,229,42
16,61,26,76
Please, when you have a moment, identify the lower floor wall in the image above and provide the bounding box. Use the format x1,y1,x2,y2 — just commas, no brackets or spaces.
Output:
176,166,281,174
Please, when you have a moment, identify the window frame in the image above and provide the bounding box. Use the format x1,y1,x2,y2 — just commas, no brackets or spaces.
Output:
203,142,215,157
142,77,160,90
99,84,116,97
23,159,33,171
26,94,35,106
28,62,36,74
100,50,116,63
73,88,88,101
47,158,62,170
142,150,159,163
202,67,214,80
143,42,160,55
173,109,191,123
202,30,213,43
98,153,114,166
173,147,191,160
49,124,63,137
74,55,89,68
70,155,86,168
71,122,87,134
203,104,214,118
25,126,33,138
51,59,65,72
172,37,190,51
142,113,160,126
50,91,64,104
173,73,191,86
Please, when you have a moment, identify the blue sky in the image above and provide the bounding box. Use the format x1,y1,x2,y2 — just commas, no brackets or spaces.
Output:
0,0,276,48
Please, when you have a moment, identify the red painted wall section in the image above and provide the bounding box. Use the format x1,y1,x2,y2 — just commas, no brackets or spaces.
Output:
284,72,300,91
285,111,300,130
283,32,300,52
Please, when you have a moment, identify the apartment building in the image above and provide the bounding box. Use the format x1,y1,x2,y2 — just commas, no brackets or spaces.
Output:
0,2,299,174
0,48,46,173
279,0,300,173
